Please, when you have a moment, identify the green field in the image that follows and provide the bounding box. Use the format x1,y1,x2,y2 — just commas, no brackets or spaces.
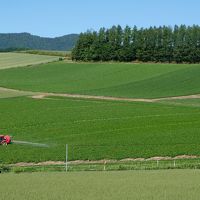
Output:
0,59,200,164
160,98,200,107
0,170,200,200
0,95,200,163
0,52,59,70
0,62,200,98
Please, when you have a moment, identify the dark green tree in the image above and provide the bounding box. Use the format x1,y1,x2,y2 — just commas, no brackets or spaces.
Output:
72,25,200,63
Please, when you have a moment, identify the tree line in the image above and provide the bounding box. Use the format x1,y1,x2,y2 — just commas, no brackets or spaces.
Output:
72,25,200,63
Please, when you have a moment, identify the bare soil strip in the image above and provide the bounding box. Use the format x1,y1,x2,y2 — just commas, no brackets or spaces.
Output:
10,155,199,167
31,93,155,102
155,94,200,101
32,92,200,102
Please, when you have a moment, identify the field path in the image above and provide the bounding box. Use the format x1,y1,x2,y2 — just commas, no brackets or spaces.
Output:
1,86,200,102
31,93,155,102
31,92,200,102
9,155,200,167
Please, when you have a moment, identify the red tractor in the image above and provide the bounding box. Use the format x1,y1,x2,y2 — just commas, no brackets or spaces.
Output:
0,135,11,145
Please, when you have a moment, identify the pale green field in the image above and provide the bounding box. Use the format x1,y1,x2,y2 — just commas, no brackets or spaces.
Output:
0,170,199,200
0,87,34,98
0,53,59,70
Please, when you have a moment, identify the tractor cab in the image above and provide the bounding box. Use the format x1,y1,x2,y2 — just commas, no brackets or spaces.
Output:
0,135,11,145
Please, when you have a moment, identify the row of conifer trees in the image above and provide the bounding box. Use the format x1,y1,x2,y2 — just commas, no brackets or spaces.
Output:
72,25,200,63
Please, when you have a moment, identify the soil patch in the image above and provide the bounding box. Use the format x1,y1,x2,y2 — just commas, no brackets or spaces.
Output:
9,155,200,167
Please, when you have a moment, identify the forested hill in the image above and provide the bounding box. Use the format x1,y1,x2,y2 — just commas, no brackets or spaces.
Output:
72,25,200,63
0,33,79,51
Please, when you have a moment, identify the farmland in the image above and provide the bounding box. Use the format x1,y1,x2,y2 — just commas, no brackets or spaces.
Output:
0,55,200,164
0,52,59,70
0,62,200,98
2,0,200,199
0,87,200,163
0,170,200,200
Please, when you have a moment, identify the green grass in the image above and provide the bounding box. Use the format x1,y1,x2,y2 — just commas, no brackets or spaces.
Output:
1,60,200,164
68,159,200,171
0,62,200,98
20,49,70,57
3,157,200,173
0,170,200,200
1,96,200,163
0,52,59,70
160,98,200,107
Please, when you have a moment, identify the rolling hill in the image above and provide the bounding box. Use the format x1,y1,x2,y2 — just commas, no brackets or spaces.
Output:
1,57,200,164
0,62,200,98
0,32,79,51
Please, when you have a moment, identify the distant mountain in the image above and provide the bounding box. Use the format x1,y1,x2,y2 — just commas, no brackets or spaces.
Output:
0,33,79,51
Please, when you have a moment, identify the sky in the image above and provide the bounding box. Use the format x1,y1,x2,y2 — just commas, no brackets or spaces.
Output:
0,0,200,37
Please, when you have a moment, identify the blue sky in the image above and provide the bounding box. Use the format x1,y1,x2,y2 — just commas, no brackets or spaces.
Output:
0,0,200,37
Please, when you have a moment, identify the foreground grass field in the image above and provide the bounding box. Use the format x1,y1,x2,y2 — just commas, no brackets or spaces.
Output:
0,62,200,98
0,170,200,200
0,96,200,163
0,52,59,70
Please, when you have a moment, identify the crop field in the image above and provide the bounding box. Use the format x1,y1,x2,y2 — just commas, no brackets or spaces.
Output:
0,60,200,164
0,52,59,70
0,62,200,98
0,170,200,200
0,93,200,163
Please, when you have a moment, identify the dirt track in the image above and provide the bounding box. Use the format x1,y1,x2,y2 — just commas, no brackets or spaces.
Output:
31,92,200,102
1,86,200,102
31,93,155,102
10,155,199,167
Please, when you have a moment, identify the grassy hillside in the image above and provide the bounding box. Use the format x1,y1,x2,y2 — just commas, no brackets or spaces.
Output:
0,62,199,98
0,96,200,163
1,170,199,200
1,59,200,164
0,53,59,70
